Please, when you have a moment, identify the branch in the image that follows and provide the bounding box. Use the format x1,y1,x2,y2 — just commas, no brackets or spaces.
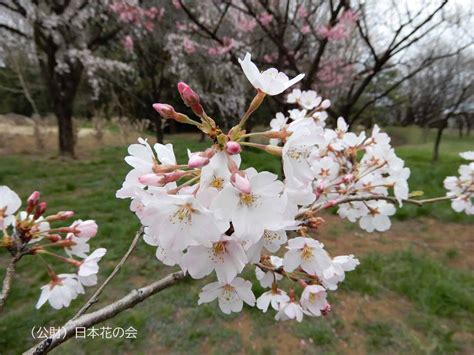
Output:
0,23,28,38
297,194,454,219
0,254,20,312
26,271,187,355
333,194,453,207
72,227,144,319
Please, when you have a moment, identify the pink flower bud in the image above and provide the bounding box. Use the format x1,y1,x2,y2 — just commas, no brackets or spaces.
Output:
72,220,98,238
177,82,200,106
342,174,354,183
177,82,204,116
153,103,177,119
315,182,325,196
225,141,242,155
321,99,331,109
27,191,40,206
33,202,47,219
321,302,332,316
188,154,210,169
27,191,40,213
58,211,75,220
139,173,165,186
231,172,252,194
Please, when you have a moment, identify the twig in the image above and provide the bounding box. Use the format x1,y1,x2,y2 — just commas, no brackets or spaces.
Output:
0,254,20,311
297,194,454,218
72,227,144,319
26,271,187,355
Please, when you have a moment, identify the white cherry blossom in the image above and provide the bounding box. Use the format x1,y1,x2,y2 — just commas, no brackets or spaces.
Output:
36,274,84,310
0,185,21,229
198,277,256,314
239,52,304,95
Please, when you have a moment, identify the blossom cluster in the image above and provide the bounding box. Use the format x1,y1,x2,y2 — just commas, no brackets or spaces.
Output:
275,87,411,233
444,152,474,215
116,52,390,321
0,187,106,309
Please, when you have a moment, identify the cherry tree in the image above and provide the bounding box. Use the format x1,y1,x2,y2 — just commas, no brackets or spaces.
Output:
0,0,129,157
1,52,472,354
170,0,471,127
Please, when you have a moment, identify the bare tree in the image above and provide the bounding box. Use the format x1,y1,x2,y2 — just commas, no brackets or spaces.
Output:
0,0,124,157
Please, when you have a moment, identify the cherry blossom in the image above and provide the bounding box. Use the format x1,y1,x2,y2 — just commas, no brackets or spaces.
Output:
36,274,84,310
198,277,256,314
257,288,289,313
275,299,305,322
444,152,474,215
0,186,21,229
238,52,305,95
78,248,107,277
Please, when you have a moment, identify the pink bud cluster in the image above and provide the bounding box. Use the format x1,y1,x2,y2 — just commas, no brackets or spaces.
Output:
0,187,105,310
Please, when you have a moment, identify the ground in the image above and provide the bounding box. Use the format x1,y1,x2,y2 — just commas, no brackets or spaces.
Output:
0,122,472,354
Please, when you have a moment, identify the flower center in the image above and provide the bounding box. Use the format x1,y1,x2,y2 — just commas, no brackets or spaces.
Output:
210,176,224,190
239,193,256,207
221,284,236,301
301,245,314,261
368,207,380,216
212,241,226,255
288,148,303,161
263,230,279,242
171,203,193,224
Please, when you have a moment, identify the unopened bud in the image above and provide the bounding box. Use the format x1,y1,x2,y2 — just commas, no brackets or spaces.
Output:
342,174,354,183
26,191,40,213
153,103,177,119
315,182,325,196
225,141,241,155
231,172,252,194
177,82,204,116
47,234,62,243
188,154,210,169
33,202,47,219
139,173,165,186
320,99,331,109
321,302,332,316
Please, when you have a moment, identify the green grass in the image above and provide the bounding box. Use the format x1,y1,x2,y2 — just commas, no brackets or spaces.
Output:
0,127,473,354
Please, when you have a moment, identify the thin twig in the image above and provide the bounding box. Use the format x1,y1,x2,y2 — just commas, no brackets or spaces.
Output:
0,254,20,311
298,194,454,218
26,271,187,355
72,227,144,319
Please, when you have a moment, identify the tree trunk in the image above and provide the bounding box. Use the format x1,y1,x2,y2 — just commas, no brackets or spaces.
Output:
154,115,163,143
432,124,445,162
55,103,75,157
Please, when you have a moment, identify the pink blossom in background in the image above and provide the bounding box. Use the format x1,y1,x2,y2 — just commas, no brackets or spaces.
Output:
236,15,257,32
109,1,163,32
176,22,188,31
172,0,182,9
301,25,311,34
318,60,353,88
297,6,308,19
144,21,154,32
317,23,347,41
263,53,277,63
183,37,197,54
258,12,273,26
122,35,134,52
208,37,235,56
340,9,358,25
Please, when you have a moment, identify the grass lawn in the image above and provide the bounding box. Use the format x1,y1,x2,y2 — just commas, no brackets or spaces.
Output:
0,126,472,354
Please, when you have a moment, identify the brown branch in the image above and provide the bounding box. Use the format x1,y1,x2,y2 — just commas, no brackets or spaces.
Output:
26,271,187,355
72,227,144,319
0,253,21,311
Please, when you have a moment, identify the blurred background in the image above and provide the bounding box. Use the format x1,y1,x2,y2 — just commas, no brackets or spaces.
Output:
0,0,473,354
